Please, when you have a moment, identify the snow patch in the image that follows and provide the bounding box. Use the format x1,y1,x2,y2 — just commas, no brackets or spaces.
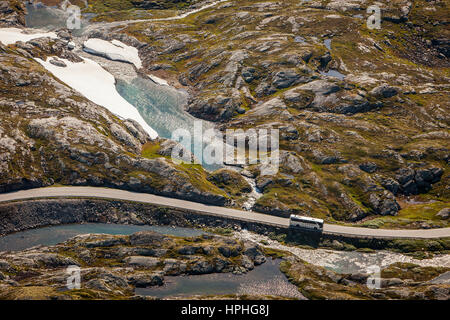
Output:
83,38,142,69
148,74,169,86
35,56,158,139
0,27,58,45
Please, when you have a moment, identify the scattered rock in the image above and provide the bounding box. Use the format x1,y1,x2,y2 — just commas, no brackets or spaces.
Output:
437,208,450,220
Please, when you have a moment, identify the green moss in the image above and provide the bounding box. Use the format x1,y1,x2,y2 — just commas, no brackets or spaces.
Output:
381,262,449,282
141,141,162,159
261,247,289,259
202,227,234,236
176,163,228,197
360,201,450,229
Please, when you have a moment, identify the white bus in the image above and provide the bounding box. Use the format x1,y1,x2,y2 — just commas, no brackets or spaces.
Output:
289,215,324,232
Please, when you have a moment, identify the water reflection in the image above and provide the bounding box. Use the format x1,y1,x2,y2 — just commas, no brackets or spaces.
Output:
320,69,346,80
0,223,206,252
136,259,304,299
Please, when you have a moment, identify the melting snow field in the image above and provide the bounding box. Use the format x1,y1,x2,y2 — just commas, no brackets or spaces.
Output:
148,74,169,86
83,38,142,69
35,56,158,139
0,27,57,45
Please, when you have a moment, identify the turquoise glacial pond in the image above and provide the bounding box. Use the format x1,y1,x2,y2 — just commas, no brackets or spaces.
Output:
116,77,221,171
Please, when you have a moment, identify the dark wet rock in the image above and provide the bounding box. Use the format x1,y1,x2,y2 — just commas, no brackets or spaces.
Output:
189,259,215,275
177,245,202,255
359,162,377,173
256,176,274,192
395,166,443,195
84,238,127,248
163,259,187,275
0,0,25,26
255,81,277,97
56,29,72,41
241,255,254,270
368,191,400,216
49,57,67,68
127,273,164,287
212,257,229,272
382,278,405,287
312,149,342,164
218,245,241,258
319,53,332,68
241,67,258,83
271,69,302,89
379,177,401,195
242,242,266,266
370,84,398,98
0,259,12,272
186,90,242,122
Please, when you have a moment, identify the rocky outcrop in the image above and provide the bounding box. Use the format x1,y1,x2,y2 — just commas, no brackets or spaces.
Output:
394,166,443,195
437,208,449,220
0,230,268,299
0,48,228,205
0,0,26,27
0,0,448,228
282,257,450,300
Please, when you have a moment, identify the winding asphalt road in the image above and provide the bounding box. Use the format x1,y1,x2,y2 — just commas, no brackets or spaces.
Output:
0,186,449,239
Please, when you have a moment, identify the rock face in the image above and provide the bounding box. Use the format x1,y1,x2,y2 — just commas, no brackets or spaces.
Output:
370,84,398,98
0,38,228,206
0,0,26,27
0,231,268,299
437,208,450,220
208,168,252,198
0,0,449,226
394,166,443,195
282,257,450,300
129,231,169,246
368,191,401,216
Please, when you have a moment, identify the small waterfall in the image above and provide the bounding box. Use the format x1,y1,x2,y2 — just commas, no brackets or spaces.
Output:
242,176,263,211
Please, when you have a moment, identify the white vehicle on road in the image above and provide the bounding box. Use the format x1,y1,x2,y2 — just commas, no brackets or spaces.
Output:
289,215,324,232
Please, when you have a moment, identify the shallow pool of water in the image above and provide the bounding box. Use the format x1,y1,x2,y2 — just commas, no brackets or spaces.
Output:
116,77,222,171
136,258,304,299
320,69,346,80
324,38,332,50
0,223,206,252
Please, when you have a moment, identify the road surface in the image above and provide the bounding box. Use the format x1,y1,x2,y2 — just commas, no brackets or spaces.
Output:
0,186,449,239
